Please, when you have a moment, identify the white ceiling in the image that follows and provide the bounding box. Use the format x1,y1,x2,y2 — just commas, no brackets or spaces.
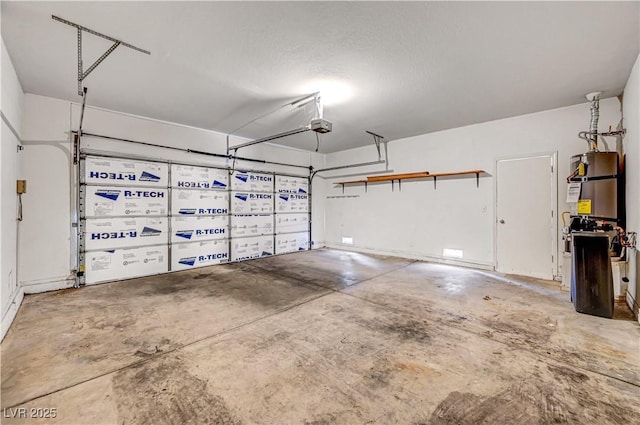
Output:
2,1,639,153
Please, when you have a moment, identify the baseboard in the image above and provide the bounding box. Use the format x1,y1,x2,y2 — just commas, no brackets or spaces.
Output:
626,289,638,320
311,241,326,250
324,244,494,271
1,287,24,342
21,276,76,294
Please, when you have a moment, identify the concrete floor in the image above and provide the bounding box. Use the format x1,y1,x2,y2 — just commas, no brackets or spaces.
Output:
1,248,639,424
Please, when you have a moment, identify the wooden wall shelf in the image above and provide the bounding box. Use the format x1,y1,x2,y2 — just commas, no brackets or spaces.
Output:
335,169,487,192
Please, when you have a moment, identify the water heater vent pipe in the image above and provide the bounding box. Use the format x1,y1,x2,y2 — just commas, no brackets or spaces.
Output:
586,91,601,151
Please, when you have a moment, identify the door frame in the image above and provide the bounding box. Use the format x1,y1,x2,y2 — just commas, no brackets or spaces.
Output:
494,151,558,279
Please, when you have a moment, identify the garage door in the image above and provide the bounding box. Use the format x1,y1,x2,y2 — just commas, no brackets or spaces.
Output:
78,154,310,285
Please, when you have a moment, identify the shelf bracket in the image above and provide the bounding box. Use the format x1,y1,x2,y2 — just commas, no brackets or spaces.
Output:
391,180,394,192
433,176,437,190
398,179,402,191
341,183,345,194
365,181,368,193
476,172,480,188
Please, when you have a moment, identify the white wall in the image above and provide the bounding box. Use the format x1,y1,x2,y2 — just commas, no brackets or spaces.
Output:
622,53,639,314
1,39,25,340
323,98,622,274
623,54,639,239
19,94,325,293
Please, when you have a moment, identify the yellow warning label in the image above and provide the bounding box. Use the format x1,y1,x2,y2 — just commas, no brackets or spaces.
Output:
79,265,86,272
577,199,592,214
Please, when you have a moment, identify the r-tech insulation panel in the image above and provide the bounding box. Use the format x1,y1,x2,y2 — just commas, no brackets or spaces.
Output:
79,155,309,285
275,176,310,254
80,156,170,284
230,171,275,261
169,164,230,271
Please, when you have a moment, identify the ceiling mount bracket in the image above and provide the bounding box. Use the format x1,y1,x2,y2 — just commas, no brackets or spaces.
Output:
366,130,385,160
292,92,323,119
52,15,150,96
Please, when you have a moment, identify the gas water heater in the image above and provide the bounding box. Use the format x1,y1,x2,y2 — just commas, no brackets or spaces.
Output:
566,92,626,319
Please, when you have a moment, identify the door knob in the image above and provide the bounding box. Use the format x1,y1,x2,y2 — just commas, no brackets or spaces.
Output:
499,219,505,224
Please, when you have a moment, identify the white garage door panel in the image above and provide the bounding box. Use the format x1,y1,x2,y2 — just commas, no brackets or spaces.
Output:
171,189,229,216
277,193,309,213
231,192,274,214
171,164,228,190
84,186,168,217
171,216,228,243
275,213,309,234
276,176,308,194
85,245,168,284
230,215,273,238
171,239,229,271
230,171,274,192
84,217,168,250
231,235,274,261
275,232,309,254
84,156,168,187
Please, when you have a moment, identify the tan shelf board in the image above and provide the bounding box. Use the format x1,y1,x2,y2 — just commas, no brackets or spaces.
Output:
429,169,486,178
334,179,368,185
335,170,487,186
366,172,430,182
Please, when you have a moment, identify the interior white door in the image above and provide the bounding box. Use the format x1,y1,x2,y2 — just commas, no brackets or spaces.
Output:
496,155,554,279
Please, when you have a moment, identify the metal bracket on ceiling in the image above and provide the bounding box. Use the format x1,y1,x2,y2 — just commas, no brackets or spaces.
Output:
366,130,385,161
293,92,323,119
52,15,150,96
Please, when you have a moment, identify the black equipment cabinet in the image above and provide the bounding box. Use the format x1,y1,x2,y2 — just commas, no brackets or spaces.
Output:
571,232,614,318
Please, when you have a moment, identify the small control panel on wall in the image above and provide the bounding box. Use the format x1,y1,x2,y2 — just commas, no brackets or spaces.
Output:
16,180,26,222
16,180,27,194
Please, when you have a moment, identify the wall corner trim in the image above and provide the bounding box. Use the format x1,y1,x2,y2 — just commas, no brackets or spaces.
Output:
1,287,25,342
